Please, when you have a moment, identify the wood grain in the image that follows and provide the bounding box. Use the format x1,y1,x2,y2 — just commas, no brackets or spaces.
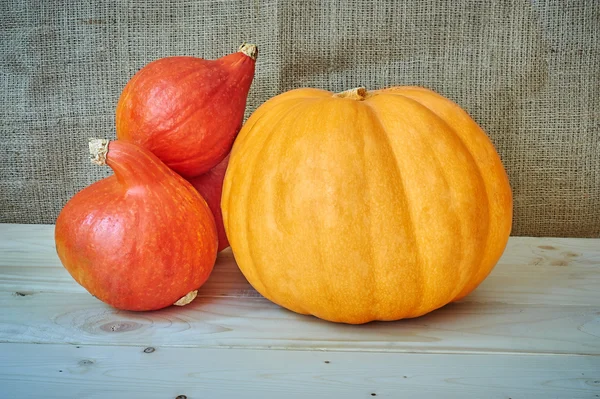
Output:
1,290,598,355
1,224,599,307
1,223,600,356
2,343,599,399
2,224,600,397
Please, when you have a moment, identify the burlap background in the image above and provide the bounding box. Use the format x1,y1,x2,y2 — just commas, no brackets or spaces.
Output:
1,0,598,237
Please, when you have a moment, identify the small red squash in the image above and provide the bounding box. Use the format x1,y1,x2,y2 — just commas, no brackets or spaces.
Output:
187,155,230,252
116,43,257,177
55,139,218,311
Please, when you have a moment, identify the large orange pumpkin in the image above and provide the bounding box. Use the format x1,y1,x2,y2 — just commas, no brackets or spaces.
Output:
222,86,513,324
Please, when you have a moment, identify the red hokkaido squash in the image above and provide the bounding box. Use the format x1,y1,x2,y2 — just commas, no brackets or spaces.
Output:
116,43,257,178
55,139,218,311
187,155,230,252
222,86,513,324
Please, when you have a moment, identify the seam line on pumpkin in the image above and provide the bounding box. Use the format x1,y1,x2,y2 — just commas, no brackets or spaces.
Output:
240,98,322,311
396,95,465,305
224,95,304,236
357,103,382,321
390,91,493,300
361,104,378,322
363,100,425,319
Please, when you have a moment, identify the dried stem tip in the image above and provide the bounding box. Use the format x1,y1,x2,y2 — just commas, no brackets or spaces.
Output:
333,87,368,100
238,43,258,61
174,290,198,306
89,138,109,166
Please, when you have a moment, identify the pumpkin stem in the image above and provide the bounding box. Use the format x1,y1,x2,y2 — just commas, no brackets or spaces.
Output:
238,43,258,61
333,87,368,100
89,138,109,166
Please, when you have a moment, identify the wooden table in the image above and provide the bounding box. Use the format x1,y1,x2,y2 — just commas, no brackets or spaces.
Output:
1,224,599,398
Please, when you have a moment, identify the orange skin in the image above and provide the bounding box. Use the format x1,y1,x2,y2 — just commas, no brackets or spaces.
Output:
55,140,218,311
223,86,513,324
116,47,256,178
187,154,230,252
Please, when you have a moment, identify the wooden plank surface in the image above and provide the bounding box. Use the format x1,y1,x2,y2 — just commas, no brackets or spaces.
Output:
1,224,599,398
1,290,599,355
2,343,599,399
1,224,599,306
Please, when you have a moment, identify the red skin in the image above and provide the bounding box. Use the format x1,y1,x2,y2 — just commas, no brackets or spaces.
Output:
116,49,256,178
187,155,229,252
55,141,218,311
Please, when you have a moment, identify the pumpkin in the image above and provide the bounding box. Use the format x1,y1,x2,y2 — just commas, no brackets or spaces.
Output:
55,139,218,311
222,86,513,324
116,43,257,178
187,154,230,252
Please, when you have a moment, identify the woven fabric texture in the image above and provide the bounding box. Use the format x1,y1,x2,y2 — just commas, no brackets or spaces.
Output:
1,0,599,237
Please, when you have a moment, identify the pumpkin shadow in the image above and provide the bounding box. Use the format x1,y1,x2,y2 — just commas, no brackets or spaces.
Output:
143,249,260,316
145,250,500,342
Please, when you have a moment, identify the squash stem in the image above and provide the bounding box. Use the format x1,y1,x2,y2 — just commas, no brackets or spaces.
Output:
333,87,368,100
89,138,109,166
238,43,258,60
174,290,198,306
